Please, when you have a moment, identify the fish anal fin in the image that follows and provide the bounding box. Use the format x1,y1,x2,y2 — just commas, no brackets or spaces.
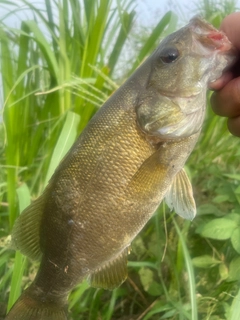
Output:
89,247,129,290
11,190,48,261
165,168,196,220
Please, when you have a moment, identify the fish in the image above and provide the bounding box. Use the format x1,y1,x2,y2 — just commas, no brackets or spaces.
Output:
5,16,235,320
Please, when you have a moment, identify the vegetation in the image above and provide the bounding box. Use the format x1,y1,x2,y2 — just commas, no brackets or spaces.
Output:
0,0,240,319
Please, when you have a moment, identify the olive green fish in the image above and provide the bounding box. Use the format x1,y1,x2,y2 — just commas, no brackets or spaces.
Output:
6,17,235,320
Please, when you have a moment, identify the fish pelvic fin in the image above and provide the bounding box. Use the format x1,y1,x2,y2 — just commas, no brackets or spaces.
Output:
89,247,129,290
5,284,69,320
11,187,50,261
165,168,196,220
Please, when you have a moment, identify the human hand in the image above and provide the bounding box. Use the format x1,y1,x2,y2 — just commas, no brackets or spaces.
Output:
210,12,240,137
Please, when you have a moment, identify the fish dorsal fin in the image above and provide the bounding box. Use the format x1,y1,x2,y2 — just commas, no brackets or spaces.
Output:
11,189,49,261
89,247,129,290
165,168,196,220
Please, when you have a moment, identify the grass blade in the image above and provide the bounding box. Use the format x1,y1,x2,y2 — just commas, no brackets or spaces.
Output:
7,251,27,311
174,219,198,320
45,111,80,185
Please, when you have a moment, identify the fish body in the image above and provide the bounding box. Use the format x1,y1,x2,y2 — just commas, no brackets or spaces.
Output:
6,17,235,320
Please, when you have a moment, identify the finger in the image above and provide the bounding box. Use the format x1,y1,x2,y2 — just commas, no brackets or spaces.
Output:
220,13,240,50
211,77,240,117
209,13,240,91
227,116,240,137
209,71,234,90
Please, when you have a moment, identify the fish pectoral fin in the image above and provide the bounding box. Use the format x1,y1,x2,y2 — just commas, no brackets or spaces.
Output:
89,247,129,290
164,168,196,220
11,189,49,260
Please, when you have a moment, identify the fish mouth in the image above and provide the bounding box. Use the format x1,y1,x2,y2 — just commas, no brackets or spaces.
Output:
189,16,234,53
189,16,237,83
189,16,237,61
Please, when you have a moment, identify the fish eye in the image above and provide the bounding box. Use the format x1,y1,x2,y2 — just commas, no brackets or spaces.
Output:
159,47,179,64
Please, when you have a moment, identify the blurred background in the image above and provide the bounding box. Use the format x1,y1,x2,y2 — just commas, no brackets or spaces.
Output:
0,0,240,319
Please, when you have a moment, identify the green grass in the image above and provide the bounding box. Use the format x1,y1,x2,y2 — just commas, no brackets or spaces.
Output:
0,0,240,319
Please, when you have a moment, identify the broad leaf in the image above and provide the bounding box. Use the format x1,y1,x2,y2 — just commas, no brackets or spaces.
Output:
231,228,240,254
228,257,240,281
192,255,220,268
197,218,237,240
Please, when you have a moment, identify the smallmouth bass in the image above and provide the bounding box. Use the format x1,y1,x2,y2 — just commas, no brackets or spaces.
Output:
6,16,235,320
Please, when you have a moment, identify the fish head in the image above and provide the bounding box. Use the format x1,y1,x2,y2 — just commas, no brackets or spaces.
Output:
136,16,236,139
150,15,236,98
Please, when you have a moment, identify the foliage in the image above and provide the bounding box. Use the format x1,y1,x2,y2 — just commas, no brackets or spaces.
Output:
193,0,239,25
0,0,240,320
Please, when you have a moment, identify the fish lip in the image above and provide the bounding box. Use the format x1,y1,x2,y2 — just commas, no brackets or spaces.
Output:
189,16,237,85
189,15,235,54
